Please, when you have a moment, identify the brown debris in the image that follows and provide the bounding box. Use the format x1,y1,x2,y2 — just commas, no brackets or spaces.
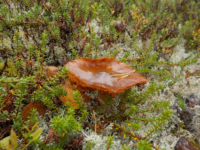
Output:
43,128,57,144
0,125,12,140
1,96,13,111
65,135,84,150
175,137,200,150
96,123,104,132
186,94,200,108
180,108,195,129
112,20,127,33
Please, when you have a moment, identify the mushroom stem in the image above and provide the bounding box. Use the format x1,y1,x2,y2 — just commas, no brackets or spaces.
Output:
98,90,108,104
111,70,135,80
98,90,116,104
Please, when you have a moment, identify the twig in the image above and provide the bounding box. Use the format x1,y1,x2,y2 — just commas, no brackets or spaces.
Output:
111,70,135,80
93,110,97,134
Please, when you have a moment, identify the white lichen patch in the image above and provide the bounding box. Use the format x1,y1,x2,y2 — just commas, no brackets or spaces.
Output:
170,43,192,63
82,130,123,150
85,19,103,34
158,134,179,149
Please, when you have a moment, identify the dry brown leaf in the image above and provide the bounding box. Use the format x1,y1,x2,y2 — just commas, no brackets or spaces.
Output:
75,85,90,102
59,81,80,109
22,101,46,121
1,96,12,111
165,48,172,53
46,66,60,78
43,127,56,144
185,71,191,79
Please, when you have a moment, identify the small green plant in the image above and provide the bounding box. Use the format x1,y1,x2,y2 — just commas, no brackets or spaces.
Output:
50,108,82,147
176,92,186,109
85,140,95,150
105,136,114,149
137,140,152,150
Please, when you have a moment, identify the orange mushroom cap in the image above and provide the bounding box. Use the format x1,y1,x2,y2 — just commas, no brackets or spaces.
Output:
65,57,147,94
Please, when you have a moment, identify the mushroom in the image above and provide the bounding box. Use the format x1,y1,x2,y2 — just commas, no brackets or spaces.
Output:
65,57,147,104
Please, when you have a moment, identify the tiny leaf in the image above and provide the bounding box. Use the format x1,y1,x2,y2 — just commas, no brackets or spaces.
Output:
31,122,39,132
0,136,10,149
30,128,43,142
7,128,17,150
